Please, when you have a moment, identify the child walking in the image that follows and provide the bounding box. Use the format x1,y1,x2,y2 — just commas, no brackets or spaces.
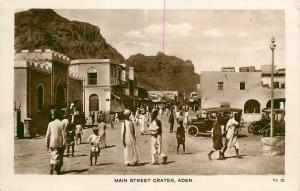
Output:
66,123,76,157
176,120,185,154
87,127,101,166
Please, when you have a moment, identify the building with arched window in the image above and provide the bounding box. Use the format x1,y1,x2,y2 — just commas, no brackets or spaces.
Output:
14,49,84,135
200,65,285,122
70,59,129,117
87,67,97,85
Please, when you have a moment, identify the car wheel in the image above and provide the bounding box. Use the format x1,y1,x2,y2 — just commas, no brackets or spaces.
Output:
248,124,254,133
187,125,199,137
261,128,270,137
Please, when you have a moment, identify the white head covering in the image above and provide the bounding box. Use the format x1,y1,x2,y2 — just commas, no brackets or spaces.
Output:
124,109,131,116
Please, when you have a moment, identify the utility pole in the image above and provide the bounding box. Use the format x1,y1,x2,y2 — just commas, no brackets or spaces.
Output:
270,36,276,137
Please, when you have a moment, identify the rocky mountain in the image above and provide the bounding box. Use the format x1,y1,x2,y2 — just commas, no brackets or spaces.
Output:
15,9,199,93
126,52,200,93
15,9,125,62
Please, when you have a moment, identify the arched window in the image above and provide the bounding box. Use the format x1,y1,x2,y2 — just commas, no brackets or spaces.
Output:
89,94,99,111
244,99,260,113
87,67,97,85
37,85,44,111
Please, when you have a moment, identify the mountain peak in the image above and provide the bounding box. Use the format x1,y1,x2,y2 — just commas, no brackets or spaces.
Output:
126,53,199,93
15,9,125,62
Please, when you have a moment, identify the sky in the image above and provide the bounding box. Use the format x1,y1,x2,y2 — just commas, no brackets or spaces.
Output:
55,9,285,74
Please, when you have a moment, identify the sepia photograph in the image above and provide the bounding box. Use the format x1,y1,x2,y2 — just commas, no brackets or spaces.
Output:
12,8,286,176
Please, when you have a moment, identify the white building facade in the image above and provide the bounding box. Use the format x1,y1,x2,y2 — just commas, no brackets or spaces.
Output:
200,65,285,115
69,59,127,116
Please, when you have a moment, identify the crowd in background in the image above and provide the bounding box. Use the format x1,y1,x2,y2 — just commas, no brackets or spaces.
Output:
45,101,243,175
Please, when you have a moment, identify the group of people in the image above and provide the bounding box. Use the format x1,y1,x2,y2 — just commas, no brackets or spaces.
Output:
120,103,195,165
208,112,242,160
89,110,116,128
45,102,243,174
46,106,107,174
121,108,168,166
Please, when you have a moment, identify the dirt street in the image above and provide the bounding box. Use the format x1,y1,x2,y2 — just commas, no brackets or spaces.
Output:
14,114,284,175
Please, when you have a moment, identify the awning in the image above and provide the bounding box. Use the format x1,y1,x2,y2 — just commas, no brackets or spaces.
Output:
111,101,125,112
111,94,120,100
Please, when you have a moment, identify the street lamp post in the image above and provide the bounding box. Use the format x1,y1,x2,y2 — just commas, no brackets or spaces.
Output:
270,36,276,138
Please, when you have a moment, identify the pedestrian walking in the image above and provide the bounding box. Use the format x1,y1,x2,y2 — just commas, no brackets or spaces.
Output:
208,113,224,160
176,120,185,154
168,109,175,133
75,123,83,145
87,127,101,166
61,114,69,133
179,111,185,124
135,109,140,127
149,110,168,165
98,118,107,148
146,109,151,124
105,111,114,129
98,110,104,122
66,123,76,157
159,107,163,119
222,113,242,159
114,113,119,124
69,102,76,123
139,111,148,135
91,112,95,125
121,109,141,166
129,111,135,121
46,110,65,175
175,109,180,124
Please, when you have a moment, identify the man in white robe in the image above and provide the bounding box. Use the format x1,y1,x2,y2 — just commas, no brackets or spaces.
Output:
149,110,168,165
121,109,141,166
138,113,148,135
222,113,242,158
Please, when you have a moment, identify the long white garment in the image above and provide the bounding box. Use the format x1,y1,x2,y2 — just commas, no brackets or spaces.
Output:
98,122,106,145
121,120,141,165
149,120,166,163
225,118,239,148
139,114,147,133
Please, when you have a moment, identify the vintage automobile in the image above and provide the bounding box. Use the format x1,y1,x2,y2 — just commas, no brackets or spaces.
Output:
260,109,285,137
247,108,285,136
247,118,270,135
186,107,243,137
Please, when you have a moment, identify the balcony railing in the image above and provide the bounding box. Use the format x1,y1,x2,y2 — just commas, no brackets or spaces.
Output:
110,78,127,86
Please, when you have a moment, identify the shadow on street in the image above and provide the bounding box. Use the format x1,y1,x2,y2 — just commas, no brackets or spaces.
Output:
62,168,89,174
224,154,247,159
96,162,114,166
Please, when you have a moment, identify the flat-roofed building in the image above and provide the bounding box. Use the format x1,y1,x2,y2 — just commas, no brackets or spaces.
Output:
70,59,128,116
200,65,285,121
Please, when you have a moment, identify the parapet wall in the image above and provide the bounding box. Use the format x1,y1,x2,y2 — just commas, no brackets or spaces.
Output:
14,49,84,80
69,71,84,80
14,60,52,74
15,49,70,65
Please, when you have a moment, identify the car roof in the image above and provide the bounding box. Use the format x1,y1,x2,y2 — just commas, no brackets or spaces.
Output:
201,107,242,113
